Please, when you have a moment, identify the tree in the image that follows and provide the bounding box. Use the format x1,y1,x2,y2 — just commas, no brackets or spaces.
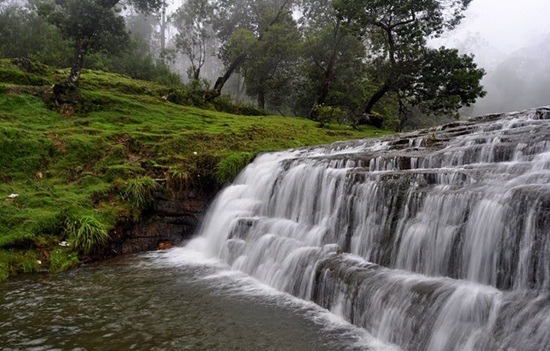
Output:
39,0,164,85
334,0,484,127
172,0,214,81
205,0,295,101
296,0,368,120
0,1,71,66
234,12,301,109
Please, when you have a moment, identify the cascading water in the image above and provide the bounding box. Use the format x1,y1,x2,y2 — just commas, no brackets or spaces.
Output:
190,107,550,350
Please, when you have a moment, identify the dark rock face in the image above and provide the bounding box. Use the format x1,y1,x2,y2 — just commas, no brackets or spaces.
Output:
111,189,213,254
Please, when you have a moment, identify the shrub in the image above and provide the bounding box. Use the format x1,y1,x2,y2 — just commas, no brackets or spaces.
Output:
49,247,79,272
212,95,267,116
64,215,109,255
313,104,345,128
120,176,159,211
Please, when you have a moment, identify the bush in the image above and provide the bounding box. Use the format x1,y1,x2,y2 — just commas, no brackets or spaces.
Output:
120,176,159,211
165,88,205,108
213,95,267,116
49,247,79,272
313,104,345,128
64,215,109,255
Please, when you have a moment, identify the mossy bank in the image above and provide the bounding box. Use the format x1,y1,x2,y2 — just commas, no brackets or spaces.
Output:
0,59,391,280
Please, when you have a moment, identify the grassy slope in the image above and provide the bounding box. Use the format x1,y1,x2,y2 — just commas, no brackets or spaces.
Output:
0,59,391,280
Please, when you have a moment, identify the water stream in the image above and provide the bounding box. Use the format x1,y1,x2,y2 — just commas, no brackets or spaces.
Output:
186,107,550,350
2,107,549,350
0,250,394,351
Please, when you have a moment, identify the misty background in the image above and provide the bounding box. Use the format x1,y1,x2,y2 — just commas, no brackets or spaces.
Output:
439,0,550,115
163,0,550,116
2,0,549,118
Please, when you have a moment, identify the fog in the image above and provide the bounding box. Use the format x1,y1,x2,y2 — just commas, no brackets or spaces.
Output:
439,0,550,115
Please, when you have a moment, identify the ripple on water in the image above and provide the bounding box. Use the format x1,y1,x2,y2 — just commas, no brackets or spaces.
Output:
0,250,398,351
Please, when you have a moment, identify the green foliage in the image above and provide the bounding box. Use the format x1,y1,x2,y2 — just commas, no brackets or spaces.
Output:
173,0,214,81
86,38,183,86
212,95,267,116
64,214,109,255
165,87,206,108
411,47,486,116
0,62,391,279
41,0,130,56
215,152,254,185
334,0,483,128
121,176,159,211
0,4,72,67
166,168,191,191
313,104,346,128
0,250,41,281
48,247,80,273
38,0,164,83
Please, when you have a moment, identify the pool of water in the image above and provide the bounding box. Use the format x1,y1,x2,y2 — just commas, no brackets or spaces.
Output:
0,248,397,351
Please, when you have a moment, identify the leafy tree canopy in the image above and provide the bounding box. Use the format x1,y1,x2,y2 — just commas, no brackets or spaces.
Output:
333,0,483,127
38,0,165,84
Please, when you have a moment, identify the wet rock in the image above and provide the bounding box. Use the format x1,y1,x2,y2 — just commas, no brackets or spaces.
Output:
111,188,214,254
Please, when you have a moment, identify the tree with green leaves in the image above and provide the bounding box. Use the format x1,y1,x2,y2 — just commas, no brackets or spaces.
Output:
0,1,71,66
296,0,367,120
205,0,295,102
39,0,165,85
172,0,214,81
233,12,301,110
334,0,484,127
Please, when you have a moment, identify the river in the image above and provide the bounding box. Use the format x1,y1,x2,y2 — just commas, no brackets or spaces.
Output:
0,246,396,351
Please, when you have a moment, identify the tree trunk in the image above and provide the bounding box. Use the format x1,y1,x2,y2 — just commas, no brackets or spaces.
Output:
67,42,87,85
355,83,390,128
308,20,343,120
193,66,201,81
355,26,397,128
257,89,265,110
205,54,247,102
160,6,167,53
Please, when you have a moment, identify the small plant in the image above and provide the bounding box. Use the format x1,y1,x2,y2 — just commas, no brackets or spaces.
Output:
64,215,109,255
121,176,159,210
313,104,344,128
49,247,79,272
214,152,254,185
0,250,41,281
166,168,191,191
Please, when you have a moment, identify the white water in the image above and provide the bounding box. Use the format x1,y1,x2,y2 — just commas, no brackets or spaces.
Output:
172,107,550,350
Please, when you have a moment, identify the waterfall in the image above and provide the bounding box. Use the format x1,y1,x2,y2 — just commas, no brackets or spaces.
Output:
193,107,550,350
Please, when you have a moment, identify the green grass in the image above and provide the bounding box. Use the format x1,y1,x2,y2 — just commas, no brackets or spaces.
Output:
64,214,109,255
0,58,392,280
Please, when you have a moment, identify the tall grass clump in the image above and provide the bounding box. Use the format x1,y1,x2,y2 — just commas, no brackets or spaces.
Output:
166,168,191,191
214,152,254,185
121,176,159,211
64,215,109,255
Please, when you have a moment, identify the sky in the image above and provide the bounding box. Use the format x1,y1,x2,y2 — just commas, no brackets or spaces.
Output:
451,0,550,54
440,0,550,114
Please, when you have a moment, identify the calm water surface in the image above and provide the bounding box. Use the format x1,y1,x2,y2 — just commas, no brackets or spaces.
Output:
0,248,395,351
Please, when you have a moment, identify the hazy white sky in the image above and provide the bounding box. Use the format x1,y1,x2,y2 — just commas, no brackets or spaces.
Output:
439,0,550,114
445,0,550,58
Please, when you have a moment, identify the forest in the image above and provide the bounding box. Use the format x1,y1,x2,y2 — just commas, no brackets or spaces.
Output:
0,0,486,131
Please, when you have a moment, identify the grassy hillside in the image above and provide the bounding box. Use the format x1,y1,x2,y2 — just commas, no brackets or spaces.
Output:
0,59,391,280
